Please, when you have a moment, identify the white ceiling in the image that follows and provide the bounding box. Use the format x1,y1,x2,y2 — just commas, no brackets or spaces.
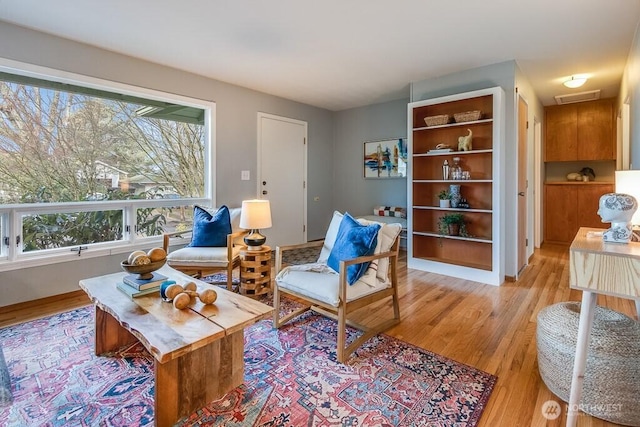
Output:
1,0,640,111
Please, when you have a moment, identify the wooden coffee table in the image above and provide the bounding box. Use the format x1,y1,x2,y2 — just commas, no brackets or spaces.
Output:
79,266,273,427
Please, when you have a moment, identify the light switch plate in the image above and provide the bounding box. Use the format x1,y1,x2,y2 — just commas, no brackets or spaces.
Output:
241,170,250,180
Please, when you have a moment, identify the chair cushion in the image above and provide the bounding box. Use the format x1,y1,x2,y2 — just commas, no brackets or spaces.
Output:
319,211,402,281
327,213,380,285
317,210,344,264
356,217,402,281
189,205,232,247
275,263,390,307
167,246,239,267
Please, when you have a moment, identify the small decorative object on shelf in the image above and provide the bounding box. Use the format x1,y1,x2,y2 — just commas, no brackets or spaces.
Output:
457,198,470,209
454,110,482,123
449,184,461,208
457,129,473,151
451,157,463,180
424,114,450,127
442,159,450,180
438,213,467,236
437,190,451,208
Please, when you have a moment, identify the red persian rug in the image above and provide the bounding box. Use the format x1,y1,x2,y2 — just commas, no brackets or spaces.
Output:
0,305,496,426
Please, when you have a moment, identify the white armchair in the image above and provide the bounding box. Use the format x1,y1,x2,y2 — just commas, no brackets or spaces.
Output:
162,206,247,291
273,211,402,363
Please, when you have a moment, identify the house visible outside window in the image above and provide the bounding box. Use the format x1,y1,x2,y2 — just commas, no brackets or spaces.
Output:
0,66,214,268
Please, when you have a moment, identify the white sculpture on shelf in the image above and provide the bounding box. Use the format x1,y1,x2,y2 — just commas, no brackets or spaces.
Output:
597,193,638,244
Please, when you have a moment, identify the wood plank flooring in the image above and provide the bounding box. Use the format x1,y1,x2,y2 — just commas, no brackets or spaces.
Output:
1,243,635,426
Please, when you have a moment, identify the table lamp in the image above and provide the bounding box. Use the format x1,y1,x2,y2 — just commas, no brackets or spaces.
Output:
239,199,272,250
615,170,640,229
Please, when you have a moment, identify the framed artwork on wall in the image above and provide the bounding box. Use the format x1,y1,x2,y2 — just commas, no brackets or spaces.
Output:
363,137,407,179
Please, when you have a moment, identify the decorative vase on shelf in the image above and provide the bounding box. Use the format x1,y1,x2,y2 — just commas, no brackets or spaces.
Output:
451,157,462,180
449,184,461,208
439,199,451,208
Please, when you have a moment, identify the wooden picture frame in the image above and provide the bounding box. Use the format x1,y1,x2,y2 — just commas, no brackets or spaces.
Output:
363,138,407,178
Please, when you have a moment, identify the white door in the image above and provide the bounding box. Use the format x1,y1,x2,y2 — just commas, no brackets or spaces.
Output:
257,113,307,249
517,94,528,277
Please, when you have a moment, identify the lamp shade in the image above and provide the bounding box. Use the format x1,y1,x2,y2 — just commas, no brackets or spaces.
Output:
615,170,640,226
239,199,272,230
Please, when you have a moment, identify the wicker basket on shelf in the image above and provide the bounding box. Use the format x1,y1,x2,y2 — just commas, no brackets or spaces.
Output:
454,110,482,123
424,114,450,127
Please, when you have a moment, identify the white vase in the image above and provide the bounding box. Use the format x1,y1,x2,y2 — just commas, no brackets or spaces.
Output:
439,199,450,208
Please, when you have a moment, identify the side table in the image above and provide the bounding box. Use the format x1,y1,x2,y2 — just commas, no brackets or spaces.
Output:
567,227,640,426
239,246,272,297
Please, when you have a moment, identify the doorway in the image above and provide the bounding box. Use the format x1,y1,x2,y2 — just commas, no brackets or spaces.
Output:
517,94,529,277
257,113,307,249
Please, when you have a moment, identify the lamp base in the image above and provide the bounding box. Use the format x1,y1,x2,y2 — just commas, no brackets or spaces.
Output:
244,230,266,251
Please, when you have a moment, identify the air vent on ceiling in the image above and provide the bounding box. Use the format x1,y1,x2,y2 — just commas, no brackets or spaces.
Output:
554,90,601,105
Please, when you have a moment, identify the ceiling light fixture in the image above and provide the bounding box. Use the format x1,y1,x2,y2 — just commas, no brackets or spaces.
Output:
563,76,587,89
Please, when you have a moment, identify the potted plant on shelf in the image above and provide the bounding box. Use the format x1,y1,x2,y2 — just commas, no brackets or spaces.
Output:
438,213,467,236
437,190,451,208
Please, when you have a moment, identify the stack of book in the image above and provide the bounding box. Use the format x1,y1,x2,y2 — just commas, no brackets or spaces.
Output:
117,271,168,299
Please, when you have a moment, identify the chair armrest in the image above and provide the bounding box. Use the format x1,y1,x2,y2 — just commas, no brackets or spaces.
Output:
275,240,325,275
162,228,193,252
227,230,249,260
338,238,400,302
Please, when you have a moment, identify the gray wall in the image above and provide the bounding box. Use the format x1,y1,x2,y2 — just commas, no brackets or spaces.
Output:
0,21,338,305
410,60,543,278
332,98,409,217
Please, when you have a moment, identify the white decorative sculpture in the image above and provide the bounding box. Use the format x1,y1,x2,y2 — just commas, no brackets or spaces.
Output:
597,193,638,243
457,129,473,152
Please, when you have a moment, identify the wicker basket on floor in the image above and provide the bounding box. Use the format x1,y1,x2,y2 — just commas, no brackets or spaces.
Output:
536,302,640,426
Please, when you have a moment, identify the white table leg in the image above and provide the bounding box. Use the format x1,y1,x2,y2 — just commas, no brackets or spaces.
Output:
566,292,597,426
635,300,640,321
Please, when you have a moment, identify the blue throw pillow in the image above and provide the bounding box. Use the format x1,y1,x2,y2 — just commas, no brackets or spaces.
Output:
327,213,380,285
188,205,232,247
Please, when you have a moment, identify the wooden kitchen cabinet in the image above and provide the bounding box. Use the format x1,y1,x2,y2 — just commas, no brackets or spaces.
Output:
544,99,615,161
544,183,614,244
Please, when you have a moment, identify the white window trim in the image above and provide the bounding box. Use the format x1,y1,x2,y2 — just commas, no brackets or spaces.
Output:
0,58,216,272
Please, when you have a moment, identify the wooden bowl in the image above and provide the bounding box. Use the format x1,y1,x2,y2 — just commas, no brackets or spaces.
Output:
120,258,166,280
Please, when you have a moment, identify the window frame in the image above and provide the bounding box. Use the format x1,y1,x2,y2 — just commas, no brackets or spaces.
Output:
0,58,216,272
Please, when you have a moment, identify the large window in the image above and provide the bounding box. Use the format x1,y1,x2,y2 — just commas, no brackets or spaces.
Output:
0,65,214,268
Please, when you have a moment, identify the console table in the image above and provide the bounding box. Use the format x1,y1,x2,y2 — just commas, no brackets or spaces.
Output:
567,227,640,426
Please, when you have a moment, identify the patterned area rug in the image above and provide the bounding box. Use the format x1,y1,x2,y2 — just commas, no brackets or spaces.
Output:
0,305,496,426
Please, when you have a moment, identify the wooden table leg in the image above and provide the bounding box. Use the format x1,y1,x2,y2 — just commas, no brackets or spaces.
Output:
94,305,138,355
566,291,597,427
154,329,245,427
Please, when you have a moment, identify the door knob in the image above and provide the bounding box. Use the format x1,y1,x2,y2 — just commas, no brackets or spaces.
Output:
518,192,525,196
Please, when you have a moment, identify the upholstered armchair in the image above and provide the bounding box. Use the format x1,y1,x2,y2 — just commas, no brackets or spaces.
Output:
273,211,401,363
162,205,247,291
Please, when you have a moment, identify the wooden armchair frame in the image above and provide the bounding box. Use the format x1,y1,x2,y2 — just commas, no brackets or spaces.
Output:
162,229,248,291
273,238,400,363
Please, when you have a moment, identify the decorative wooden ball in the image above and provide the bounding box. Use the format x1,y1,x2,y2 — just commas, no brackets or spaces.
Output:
184,281,197,292
199,289,217,305
165,284,184,301
147,247,167,262
173,292,191,310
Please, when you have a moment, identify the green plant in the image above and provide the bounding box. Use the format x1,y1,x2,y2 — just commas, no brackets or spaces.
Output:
437,213,468,236
437,190,451,200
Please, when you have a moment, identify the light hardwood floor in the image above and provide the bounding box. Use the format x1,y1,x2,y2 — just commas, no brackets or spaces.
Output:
0,244,635,426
